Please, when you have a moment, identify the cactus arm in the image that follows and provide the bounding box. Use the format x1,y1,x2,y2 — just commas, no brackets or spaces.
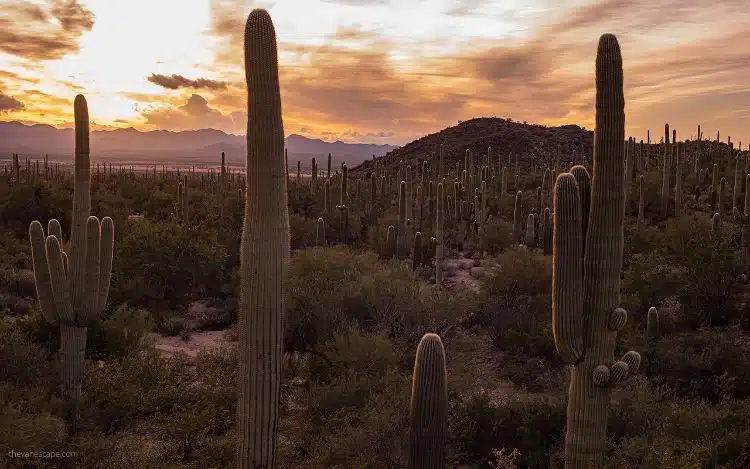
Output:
552,173,585,364
46,235,74,323
569,165,591,248
48,219,62,245
97,216,114,312
29,221,58,324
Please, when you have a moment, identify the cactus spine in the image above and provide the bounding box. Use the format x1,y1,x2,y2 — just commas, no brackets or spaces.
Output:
408,333,448,469
237,10,289,469
551,35,641,469
28,95,115,432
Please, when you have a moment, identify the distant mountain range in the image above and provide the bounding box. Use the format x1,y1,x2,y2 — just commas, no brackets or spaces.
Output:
0,121,398,166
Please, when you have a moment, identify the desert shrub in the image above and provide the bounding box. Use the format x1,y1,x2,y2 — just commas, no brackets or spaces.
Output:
605,387,750,469
0,320,55,387
480,218,515,255
498,354,567,393
347,262,463,346
289,213,319,249
286,328,410,467
285,247,372,353
622,250,685,323
111,218,228,309
449,392,565,469
648,327,750,402
678,234,742,328
0,181,70,232
83,348,192,434
86,304,152,360
477,247,554,356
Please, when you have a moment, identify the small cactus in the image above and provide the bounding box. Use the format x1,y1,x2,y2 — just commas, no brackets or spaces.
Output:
408,333,448,469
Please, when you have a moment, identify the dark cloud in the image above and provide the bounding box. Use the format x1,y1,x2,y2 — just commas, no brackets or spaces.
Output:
0,0,95,61
0,91,25,113
147,73,228,90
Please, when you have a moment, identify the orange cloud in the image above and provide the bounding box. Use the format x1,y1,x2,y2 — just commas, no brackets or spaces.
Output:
0,0,95,61
140,93,246,133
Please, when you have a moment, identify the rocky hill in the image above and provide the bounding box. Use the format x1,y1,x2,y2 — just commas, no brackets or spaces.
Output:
351,117,598,175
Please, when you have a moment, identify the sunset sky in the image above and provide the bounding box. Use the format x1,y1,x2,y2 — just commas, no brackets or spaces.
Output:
0,0,748,146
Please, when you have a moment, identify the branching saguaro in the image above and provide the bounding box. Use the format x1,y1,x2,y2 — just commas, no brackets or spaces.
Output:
551,34,641,469
29,95,114,433
238,9,290,469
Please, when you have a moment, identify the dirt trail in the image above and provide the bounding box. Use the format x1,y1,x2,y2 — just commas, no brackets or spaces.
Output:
149,330,235,359
441,254,485,293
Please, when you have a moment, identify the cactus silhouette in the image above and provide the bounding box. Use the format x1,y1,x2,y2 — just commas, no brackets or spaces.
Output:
28,94,114,433
237,9,290,469
551,34,641,468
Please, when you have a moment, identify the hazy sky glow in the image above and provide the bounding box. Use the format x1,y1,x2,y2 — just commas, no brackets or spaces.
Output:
1,0,749,145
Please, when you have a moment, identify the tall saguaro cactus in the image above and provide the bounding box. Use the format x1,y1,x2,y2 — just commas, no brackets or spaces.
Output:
238,9,290,469
29,95,115,432
551,35,641,469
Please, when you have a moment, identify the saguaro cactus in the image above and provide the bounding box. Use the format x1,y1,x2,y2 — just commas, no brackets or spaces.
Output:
29,95,115,432
408,333,448,469
512,190,523,244
525,213,536,246
237,10,290,469
436,182,444,284
551,35,641,469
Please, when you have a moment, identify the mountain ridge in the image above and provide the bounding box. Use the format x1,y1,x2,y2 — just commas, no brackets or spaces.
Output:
0,121,398,165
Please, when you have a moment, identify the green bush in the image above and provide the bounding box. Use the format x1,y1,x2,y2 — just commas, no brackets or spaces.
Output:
648,327,750,402
449,392,565,469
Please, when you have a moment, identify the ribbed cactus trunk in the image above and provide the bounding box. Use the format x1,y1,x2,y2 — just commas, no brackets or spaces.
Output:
237,10,290,469
397,181,407,259
674,145,682,217
552,35,641,469
661,124,671,218
316,217,325,246
525,213,535,246
435,183,444,284
637,174,644,229
624,136,633,213
734,153,743,212
408,333,448,469
711,163,718,216
512,190,522,244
